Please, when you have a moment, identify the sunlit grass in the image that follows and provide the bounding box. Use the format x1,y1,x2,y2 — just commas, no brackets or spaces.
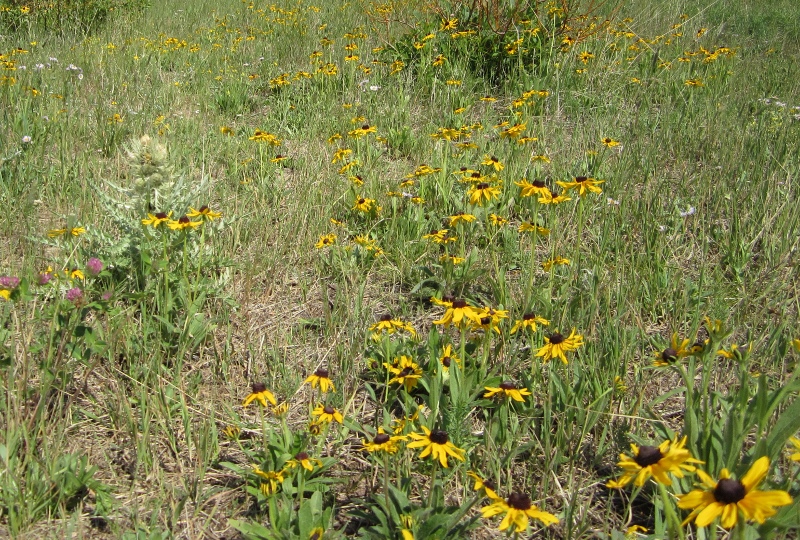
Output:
1,0,800,537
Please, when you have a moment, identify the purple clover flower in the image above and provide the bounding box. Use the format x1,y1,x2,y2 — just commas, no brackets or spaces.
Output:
86,257,104,275
0,276,20,289
65,287,83,303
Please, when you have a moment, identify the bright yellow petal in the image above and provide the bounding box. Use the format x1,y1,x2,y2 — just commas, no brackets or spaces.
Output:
695,501,725,527
740,456,769,492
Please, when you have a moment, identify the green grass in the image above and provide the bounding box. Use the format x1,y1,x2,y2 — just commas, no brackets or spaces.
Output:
1,0,800,538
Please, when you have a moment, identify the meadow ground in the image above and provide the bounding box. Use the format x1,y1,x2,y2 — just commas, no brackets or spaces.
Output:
1,0,800,538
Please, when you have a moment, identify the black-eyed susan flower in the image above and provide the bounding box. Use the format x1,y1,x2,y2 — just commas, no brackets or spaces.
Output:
249,130,281,145
312,404,344,424
348,124,377,138
305,368,335,393
187,205,222,220
510,312,550,334
220,126,234,136
515,178,550,198
362,427,405,454
272,402,289,417
557,176,605,196
407,426,464,468
467,471,499,499
315,234,336,249
535,329,583,364
606,436,702,488
500,122,526,138
577,51,595,63
788,437,800,462
243,382,277,407
541,257,570,271
653,333,691,367
448,212,476,226
484,381,532,402
383,355,422,392
518,221,550,235
167,215,202,231
468,182,501,206
353,196,377,213
370,314,416,338
481,155,504,171
481,492,559,532
439,344,461,371
141,212,172,228
48,225,87,238
433,299,483,328
287,451,323,472
476,306,509,333
422,229,456,244
538,188,570,205
253,466,285,494
677,457,792,528
488,213,508,226
601,137,620,148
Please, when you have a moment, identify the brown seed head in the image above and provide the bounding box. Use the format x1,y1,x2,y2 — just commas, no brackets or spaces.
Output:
634,445,663,467
548,332,565,345
429,430,449,444
714,478,746,504
507,492,532,510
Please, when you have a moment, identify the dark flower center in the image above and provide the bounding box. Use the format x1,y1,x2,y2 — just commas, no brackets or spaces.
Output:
453,299,467,308
323,406,335,415
714,478,746,504
499,381,517,391
380,314,392,322
549,333,565,344
460,167,468,171
549,189,560,197
634,446,663,467
477,182,489,190
374,433,390,444
523,312,537,320
314,368,329,378
252,382,267,393
442,356,452,367
295,452,309,460
362,124,370,130
532,180,546,188
429,430,449,444
507,492,532,510
483,479,496,491
490,155,498,161
575,176,588,183
399,367,414,377
275,154,284,159
429,229,440,235
178,216,190,224
480,316,490,325
661,348,678,362
155,212,168,219
471,172,481,178
199,205,209,212
358,198,366,204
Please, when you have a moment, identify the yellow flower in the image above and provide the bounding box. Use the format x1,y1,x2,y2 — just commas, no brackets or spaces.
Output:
369,314,416,337
541,257,570,271
537,189,571,205
220,126,234,136
488,213,508,226
468,182,501,206
791,339,800,353
315,234,336,249
362,427,405,454
243,383,277,407
249,129,281,145
500,122,526,138
475,306,509,333
510,312,550,334
467,471,499,499
481,155,504,171
448,212,476,226
433,299,483,328
383,355,423,392
439,344,461,371
348,124,377,138
484,382,532,402
312,404,344,424
305,368,335,393
601,136,620,148
422,229,456,244
287,451,323,472
481,492,558,532
309,527,324,540
518,221,549,235
272,402,289,417
187,205,222,220
535,328,583,364
605,436,702,488
515,178,550,198
787,437,800,462
653,333,691,367
253,466,285,494
407,426,464,468
141,212,173,228
432,54,446,66
556,176,604,196
678,457,792,528
167,215,203,230
331,148,352,163
48,225,87,238
353,196,377,213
